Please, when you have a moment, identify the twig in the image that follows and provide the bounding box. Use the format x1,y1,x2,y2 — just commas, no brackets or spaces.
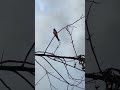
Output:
0,49,4,66
22,42,35,67
13,71,34,89
0,78,12,90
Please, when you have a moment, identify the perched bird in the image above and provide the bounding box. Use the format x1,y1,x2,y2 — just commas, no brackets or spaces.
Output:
53,28,60,41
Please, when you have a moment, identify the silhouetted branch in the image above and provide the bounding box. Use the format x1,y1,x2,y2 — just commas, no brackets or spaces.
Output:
0,78,12,90
13,71,34,89
44,15,85,53
66,27,77,57
35,59,66,84
86,68,120,87
0,66,34,72
86,0,102,74
47,57,83,71
35,73,47,86
0,60,34,66
41,56,70,85
35,53,84,61
86,0,120,89
36,13,85,89
22,42,35,67
0,42,35,90
0,49,4,66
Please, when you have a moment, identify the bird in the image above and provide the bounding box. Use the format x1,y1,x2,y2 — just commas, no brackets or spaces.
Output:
53,28,60,41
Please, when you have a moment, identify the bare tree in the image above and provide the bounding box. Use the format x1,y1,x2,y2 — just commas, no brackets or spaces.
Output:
0,43,35,90
85,0,120,90
35,15,85,90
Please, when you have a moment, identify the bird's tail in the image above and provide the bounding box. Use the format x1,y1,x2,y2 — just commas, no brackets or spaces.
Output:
57,37,60,41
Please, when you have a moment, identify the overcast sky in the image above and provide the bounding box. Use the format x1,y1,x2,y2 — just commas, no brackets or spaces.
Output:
86,0,120,89
35,0,85,90
0,0,34,90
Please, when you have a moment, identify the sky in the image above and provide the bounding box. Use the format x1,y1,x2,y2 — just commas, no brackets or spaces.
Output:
35,0,85,90
86,0,120,89
0,0,34,90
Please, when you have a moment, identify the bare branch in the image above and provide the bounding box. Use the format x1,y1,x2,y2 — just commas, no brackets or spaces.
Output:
22,42,35,67
0,78,12,90
13,71,35,89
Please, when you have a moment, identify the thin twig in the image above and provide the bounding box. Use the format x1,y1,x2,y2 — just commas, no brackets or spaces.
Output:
13,71,34,89
0,78,12,90
22,42,35,67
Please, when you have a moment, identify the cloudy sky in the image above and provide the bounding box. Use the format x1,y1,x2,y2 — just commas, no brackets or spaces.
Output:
86,0,120,89
0,1,34,90
35,0,85,90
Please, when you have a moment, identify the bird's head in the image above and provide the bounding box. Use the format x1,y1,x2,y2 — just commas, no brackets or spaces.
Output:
53,28,56,31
